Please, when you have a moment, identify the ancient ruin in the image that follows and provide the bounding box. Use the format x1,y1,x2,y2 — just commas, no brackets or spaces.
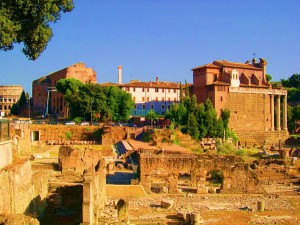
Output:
0,120,299,224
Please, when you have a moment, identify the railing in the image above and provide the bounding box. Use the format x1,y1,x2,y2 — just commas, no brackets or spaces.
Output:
0,119,10,141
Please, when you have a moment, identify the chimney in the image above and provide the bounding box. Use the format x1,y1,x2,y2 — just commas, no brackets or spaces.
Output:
156,76,158,83
118,65,122,84
252,58,257,65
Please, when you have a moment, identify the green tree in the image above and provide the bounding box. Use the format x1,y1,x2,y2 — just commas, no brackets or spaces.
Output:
10,90,28,115
187,113,199,140
204,99,219,137
221,109,230,130
56,79,134,122
281,74,300,88
266,74,272,82
288,105,300,133
0,0,74,60
146,109,157,121
195,103,208,138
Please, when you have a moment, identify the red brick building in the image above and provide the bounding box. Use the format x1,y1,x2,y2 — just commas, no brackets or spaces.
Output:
192,58,289,146
32,63,96,118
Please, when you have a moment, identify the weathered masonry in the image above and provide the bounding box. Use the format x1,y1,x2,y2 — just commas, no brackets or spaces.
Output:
138,150,261,194
192,58,289,146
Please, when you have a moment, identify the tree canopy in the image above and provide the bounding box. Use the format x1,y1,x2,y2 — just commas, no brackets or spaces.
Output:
0,0,74,60
166,94,233,140
281,73,300,133
10,91,29,115
56,78,134,122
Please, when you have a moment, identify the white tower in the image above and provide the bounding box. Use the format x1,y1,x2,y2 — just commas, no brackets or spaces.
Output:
118,65,122,84
230,69,240,87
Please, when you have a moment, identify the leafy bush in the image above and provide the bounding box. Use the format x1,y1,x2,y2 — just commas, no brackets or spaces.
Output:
65,131,72,140
73,117,82,124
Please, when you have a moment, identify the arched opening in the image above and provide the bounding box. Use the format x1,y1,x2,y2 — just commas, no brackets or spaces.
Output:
178,172,195,193
206,170,224,193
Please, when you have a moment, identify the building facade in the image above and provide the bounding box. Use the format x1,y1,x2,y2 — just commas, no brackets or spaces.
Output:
32,63,96,118
0,85,23,116
101,66,190,117
192,58,289,145
122,77,185,116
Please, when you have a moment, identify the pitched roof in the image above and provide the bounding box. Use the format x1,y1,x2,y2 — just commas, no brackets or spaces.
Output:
192,60,263,71
192,63,221,70
121,81,190,89
213,60,262,70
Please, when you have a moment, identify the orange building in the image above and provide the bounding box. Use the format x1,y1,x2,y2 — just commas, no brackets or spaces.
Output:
32,63,96,118
192,58,289,146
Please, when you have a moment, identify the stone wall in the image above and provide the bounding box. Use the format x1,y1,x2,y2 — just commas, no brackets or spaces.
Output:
0,160,48,217
0,140,12,169
224,92,289,146
81,158,106,225
139,150,260,194
58,146,102,174
29,124,102,143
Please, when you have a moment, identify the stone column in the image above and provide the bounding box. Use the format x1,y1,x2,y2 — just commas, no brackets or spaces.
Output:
276,95,281,130
82,175,94,225
271,94,274,131
283,94,288,130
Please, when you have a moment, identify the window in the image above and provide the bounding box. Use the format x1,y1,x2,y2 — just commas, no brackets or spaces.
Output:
174,98,177,102
142,97,145,101
168,97,171,102
161,104,165,109
214,74,217,81
155,97,158,102
162,97,165,102
142,88,145,92
167,105,171,109
173,89,176,93
134,105,137,109
151,104,154,109
147,97,150,101
147,88,150,92
168,89,171,93
133,97,136,101
133,87,136,92
155,88,159,92
162,89,165,93
142,104,146,109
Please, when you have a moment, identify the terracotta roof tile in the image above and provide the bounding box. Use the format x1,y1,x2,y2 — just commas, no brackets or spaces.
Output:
192,63,221,70
213,60,261,70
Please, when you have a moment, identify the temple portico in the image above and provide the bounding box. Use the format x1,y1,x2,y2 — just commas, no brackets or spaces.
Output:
273,93,288,131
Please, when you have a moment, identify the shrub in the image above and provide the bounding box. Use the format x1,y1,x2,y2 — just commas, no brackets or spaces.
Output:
65,131,72,140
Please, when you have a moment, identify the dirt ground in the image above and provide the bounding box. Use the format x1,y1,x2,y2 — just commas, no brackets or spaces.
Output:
103,191,300,225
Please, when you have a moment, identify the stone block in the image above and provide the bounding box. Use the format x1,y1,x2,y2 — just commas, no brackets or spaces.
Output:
161,199,174,209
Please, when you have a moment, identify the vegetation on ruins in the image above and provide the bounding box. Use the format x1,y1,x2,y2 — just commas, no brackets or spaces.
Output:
281,74,300,133
56,78,134,122
0,0,74,60
165,91,234,141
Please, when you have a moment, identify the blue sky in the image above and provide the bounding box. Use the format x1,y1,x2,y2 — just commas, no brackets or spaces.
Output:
1,0,299,95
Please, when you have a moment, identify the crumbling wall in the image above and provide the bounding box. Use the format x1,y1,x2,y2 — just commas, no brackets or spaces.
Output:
58,146,102,174
139,150,259,194
82,159,106,225
0,160,48,217
0,140,12,169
